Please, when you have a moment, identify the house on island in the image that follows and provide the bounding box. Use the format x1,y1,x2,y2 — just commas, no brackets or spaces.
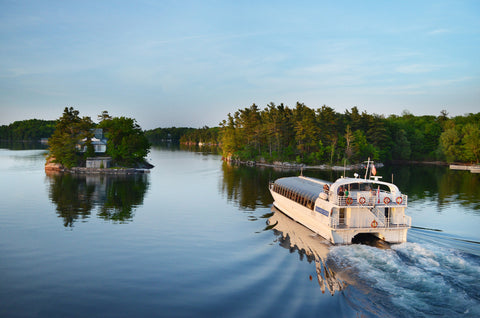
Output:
86,157,111,169
78,129,108,153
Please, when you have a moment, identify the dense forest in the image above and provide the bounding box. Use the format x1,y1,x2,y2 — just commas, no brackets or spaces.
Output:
0,119,56,141
218,103,479,165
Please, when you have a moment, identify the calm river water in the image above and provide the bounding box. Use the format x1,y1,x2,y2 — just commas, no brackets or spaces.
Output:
0,145,479,317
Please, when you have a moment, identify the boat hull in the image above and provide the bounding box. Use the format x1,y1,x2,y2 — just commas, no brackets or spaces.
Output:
270,190,335,242
270,190,409,244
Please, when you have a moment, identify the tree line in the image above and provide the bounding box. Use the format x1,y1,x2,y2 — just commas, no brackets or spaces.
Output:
3,103,478,165
218,103,479,165
0,119,56,141
145,127,196,143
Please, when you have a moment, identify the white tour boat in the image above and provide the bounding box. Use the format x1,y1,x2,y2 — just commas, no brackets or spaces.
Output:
269,161,411,244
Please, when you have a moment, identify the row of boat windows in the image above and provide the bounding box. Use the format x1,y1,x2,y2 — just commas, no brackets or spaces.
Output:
272,184,315,210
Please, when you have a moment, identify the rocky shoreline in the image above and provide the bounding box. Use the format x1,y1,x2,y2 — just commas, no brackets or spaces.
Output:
222,156,383,171
45,157,152,174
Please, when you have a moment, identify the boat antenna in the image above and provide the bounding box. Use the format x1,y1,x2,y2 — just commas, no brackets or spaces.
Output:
364,157,370,180
300,167,303,177
343,159,346,178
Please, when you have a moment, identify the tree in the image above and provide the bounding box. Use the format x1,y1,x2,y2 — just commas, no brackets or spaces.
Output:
293,103,320,163
392,129,411,160
462,123,480,163
440,127,461,163
344,125,354,161
47,107,93,168
98,116,150,166
352,130,378,161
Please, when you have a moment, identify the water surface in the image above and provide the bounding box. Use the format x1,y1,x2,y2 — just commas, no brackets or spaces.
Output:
0,146,479,317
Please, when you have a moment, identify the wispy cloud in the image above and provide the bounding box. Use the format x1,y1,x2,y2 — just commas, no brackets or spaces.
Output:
427,28,451,35
395,64,445,74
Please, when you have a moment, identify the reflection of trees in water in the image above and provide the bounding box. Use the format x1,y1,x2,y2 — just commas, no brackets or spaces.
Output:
220,162,345,211
221,162,479,212
46,172,149,226
382,164,480,210
47,173,96,226
220,162,278,210
98,175,149,221
438,169,480,210
179,143,221,155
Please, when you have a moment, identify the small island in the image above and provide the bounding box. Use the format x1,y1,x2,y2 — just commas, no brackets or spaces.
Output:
45,107,153,174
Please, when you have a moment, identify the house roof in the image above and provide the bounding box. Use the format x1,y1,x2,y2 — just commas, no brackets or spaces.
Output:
93,128,104,139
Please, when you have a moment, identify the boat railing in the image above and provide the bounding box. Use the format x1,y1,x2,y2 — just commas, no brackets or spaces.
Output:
332,191,407,207
329,215,411,229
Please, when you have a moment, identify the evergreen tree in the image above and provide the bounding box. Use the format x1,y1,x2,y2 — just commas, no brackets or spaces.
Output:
47,107,93,168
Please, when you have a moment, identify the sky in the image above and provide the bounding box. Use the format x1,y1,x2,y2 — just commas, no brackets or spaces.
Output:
1,0,479,129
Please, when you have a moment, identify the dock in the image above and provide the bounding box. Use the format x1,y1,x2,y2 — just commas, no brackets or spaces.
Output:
450,164,480,173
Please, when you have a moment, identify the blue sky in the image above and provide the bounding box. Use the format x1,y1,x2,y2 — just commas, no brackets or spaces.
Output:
1,0,479,129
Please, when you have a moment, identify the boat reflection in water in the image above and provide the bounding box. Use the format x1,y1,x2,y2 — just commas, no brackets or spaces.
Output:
268,207,346,295
46,171,149,227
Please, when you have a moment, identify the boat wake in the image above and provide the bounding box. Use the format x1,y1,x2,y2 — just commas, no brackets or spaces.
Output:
330,241,480,317
268,207,480,317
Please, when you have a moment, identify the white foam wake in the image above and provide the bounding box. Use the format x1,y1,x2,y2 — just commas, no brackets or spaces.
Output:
330,242,480,317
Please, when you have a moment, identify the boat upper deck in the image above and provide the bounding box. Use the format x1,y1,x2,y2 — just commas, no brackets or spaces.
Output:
271,176,408,208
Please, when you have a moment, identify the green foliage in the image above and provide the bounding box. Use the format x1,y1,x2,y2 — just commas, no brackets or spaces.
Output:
47,107,150,168
145,127,196,143
98,116,150,166
179,126,219,145
439,116,480,164
462,123,480,163
218,103,480,164
47,107,94,168
391,129,411,160
0,119,56,141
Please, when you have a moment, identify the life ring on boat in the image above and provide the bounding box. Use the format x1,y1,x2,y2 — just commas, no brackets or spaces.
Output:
371,220,378,228
384,197,391,204
346,197,353,205
358,197,366,205
396,196,403,205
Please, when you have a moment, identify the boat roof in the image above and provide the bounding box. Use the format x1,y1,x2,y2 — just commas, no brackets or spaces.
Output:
274,175,402,200
274,176,328,201
329,177,401,194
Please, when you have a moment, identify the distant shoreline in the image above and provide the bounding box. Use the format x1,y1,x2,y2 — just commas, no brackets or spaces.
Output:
222,157,480,170
48,167,151,174
222,156,383,170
